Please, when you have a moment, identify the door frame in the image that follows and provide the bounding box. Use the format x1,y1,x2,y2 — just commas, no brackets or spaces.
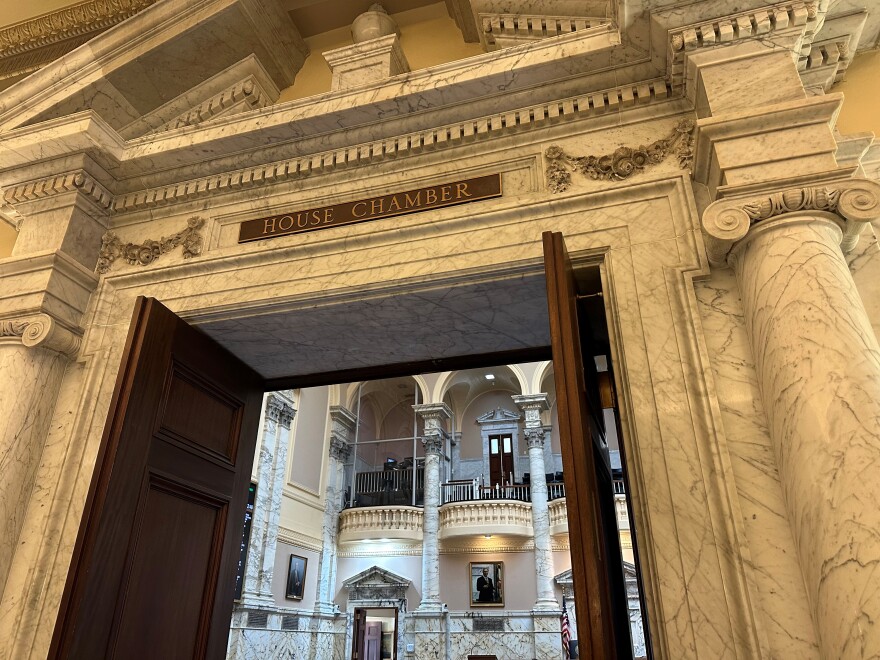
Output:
12,175,762,660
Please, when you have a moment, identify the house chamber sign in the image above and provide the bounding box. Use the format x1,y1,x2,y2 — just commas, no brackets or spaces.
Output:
238,173,502,243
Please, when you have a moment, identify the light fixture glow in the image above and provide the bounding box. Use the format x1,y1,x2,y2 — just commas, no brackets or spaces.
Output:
484,374,495,380
484,534,492,539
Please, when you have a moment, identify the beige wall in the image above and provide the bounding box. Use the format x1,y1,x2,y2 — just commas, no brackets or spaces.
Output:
439,551,538,610
833,50,880,136
289,386,329,494
278,3,481,103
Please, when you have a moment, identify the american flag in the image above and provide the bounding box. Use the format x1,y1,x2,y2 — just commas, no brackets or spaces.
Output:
561,596,572,660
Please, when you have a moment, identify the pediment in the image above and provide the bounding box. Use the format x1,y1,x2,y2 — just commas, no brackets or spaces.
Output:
0,0,306,134
343,565,411,590
476,407,521,425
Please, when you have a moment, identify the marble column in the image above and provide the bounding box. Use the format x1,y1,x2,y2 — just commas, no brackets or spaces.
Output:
412,403,451,613
314,406,355,615
0,315,81,596
513,394,558,611
703,182,880,660
238,392,296,607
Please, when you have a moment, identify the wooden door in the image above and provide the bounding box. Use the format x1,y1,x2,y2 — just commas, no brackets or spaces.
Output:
351,608,367,660
488,434,513,486
543,231,631,659
49,297,266,659
364,622,382,660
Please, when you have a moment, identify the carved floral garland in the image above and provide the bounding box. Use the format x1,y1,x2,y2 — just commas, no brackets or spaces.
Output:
544,119,696,193
96,216,205,274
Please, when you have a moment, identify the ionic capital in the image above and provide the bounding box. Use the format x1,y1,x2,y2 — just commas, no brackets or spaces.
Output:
0,313,81,358
702,179,880,266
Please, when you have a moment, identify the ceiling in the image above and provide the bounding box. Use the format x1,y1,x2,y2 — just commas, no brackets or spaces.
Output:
193,271,553,382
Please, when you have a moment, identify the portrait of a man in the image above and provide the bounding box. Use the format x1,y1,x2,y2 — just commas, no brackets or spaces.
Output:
286,554,307,600
470,562,503,607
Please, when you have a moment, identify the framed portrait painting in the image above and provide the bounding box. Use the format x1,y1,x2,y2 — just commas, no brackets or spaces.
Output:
470,561,503,607
286,554,307,600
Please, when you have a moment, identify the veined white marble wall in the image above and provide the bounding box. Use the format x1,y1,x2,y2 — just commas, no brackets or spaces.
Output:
694,267,820,658
849,224,880,339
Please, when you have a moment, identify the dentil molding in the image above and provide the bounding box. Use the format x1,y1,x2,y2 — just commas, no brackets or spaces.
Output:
702,179,880,266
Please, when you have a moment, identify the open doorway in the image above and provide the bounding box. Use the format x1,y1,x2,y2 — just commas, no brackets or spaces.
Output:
49,233,650,660
351,608,398,660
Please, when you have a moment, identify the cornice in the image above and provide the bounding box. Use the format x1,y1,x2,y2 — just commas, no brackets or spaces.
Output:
277,526,322,553
667,1,818,93
108,77,674,214
0,0,156,82
3,170,113,212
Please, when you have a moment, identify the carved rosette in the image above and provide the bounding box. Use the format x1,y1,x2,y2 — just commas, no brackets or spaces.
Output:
96,216,206,274
544,119,695,193
0,313,81,358
702,179,880,266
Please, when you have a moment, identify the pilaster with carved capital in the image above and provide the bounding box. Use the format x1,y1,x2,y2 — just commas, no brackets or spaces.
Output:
412,403,451,612
314,405,357,615
239,392,296,608
513,393,557,610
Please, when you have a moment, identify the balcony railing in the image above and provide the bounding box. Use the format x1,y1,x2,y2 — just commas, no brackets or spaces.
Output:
441,479,572,504
348,466,424,508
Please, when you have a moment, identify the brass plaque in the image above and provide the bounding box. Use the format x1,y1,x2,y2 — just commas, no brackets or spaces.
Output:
238,173,502,243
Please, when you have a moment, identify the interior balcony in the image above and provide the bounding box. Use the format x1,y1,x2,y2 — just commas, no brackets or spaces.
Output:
338,505,424,543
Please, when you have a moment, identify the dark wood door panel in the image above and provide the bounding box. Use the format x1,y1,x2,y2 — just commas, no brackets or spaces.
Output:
112,475,227,659
159,359,243,462
50,297,265,660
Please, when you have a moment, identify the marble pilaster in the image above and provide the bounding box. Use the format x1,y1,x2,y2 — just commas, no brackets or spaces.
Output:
314,406,355,616
412,403,451,615
513,393,557,611
704,183,880,660
238,392,295,607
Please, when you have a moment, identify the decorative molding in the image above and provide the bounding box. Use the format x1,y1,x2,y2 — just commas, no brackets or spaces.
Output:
702,179,880,266
153,76,274,134
544,119,695,193
3,171,113,211
110,78,674,214
0,313,82,358
741,186,841,222
277,526,323,552
0,0,156,81
480,14,610,50
666,1,818,92
95,216,206,273
475,406,521,424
